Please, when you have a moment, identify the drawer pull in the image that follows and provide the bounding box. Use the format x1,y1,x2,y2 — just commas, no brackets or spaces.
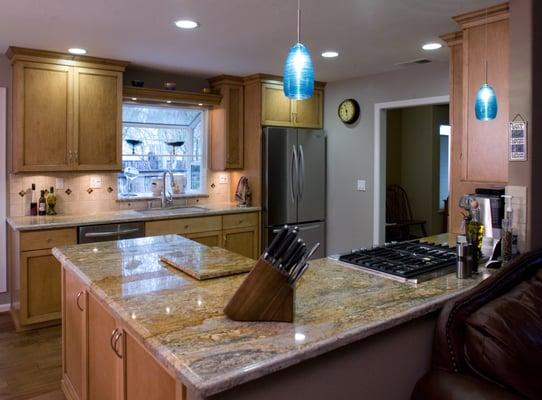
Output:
113,331,123,359
110,328,118,354
75,291,84,311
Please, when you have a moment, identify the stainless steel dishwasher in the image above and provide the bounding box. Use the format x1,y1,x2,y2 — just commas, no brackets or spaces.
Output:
77,222,145,244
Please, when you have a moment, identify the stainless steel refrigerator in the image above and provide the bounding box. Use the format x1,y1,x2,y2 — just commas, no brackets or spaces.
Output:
262,127,326,259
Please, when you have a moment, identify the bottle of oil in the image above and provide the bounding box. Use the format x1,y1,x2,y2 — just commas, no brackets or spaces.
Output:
46,186,57,215
466,200,484,272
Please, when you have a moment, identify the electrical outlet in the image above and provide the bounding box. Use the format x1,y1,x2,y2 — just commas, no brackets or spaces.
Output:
90,176,103,189
55,178,64,190
357,179,367,191
219,174,229,184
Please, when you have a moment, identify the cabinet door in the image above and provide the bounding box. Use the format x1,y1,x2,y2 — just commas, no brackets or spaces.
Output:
293,89,323,128
12,62,73,172
20,249,62,325
225,85,244,169
261,83,294,127
74,67,122,170
88,294,122,400
184,231,223,247
63,268,87,400
124,332,176,400
223,226,258,259
462,19,509,183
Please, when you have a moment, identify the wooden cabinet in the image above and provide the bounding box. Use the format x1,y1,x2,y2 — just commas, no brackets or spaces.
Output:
7,47,127,172
12,61,73,171
223,226,258,259
184,230,223,247
209,76,244,170
261,82,324,128
88,293,123,400
8,226,77,330
145,212,260,259
124,332,177,400
74,67,123,170
61,269,182,400
442,4,510,233
62,268,87,400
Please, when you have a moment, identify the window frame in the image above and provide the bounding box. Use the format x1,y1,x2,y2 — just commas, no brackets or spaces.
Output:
118,102,209,199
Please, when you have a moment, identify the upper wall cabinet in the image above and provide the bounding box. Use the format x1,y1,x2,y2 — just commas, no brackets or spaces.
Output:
209,76,244,170
7,47,128,172
261,81,324,128
442,3,509,233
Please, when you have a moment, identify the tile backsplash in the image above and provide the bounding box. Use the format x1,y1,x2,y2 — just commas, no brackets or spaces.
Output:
8,171,233,217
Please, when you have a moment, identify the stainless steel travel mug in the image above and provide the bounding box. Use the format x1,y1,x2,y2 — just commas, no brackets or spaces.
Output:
457,242,473,279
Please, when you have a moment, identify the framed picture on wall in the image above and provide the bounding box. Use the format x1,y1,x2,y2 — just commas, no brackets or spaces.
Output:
509,115,527,161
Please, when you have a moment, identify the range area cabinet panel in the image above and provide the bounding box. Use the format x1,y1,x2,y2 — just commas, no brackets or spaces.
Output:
7,47,128,172
209,76,245,170
442,3,510,233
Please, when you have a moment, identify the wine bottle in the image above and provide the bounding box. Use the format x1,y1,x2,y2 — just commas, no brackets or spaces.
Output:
38,190,46,216
46,186,57,215
30,183,38,216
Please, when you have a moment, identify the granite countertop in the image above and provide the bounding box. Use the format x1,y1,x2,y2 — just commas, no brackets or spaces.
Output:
7,203,261,231
52,233,490,397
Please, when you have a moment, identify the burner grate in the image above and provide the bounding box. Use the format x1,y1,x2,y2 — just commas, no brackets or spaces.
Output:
338,241,457,280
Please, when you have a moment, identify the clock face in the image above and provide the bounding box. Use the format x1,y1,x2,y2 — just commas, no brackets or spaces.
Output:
338,99,360,124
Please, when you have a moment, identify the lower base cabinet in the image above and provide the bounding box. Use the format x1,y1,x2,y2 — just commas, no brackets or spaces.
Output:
223,226,258,259
184,230,223,247
62,267,184,400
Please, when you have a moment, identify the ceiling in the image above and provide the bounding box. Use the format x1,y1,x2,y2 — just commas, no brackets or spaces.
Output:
0,0,503,82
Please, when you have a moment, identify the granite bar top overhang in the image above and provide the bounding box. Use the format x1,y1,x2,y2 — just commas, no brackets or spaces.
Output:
7,203,261,231
52,234,490,397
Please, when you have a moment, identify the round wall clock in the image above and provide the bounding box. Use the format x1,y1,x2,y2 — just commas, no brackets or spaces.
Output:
338,98,360,124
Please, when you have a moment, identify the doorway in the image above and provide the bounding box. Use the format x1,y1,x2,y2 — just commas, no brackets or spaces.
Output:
384,104,450,242
373,95,449,245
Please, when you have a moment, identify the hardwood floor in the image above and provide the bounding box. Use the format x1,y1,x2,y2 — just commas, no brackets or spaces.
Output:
0,312,65,400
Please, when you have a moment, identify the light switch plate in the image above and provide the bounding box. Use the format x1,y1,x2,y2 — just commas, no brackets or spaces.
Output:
90,176,103,189
357,179,367,191
55,178,64,190
219,174,229,184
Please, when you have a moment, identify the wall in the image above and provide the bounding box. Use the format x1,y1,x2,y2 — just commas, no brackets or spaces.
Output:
7,170,232,216
386,105,448,238
324,62,449,254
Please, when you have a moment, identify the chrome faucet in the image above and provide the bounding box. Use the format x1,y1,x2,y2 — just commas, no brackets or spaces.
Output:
161,170,174,208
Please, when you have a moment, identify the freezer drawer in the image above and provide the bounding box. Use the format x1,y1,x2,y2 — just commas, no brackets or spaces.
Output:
264,222,326,260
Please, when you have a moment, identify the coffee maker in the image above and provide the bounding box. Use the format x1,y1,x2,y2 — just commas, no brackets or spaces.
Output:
473,188,505,240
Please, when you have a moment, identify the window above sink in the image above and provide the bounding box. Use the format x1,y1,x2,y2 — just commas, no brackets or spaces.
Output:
118,102,208,200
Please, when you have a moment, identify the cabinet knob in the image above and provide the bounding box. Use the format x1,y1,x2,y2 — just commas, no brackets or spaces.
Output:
75,291,84,312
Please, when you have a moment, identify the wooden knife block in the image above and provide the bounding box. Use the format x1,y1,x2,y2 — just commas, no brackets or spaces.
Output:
224,258,294,323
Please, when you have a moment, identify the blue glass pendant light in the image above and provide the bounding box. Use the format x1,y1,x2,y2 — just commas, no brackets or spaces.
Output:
283,0,314,100
474,9,497,121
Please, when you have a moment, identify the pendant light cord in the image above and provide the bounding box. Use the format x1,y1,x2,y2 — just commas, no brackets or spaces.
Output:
485,7,488,83
297,0,301,43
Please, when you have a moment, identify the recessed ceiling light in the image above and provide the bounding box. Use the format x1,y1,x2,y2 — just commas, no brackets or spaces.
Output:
422,42,442,51
68,48,87,55
174,20,199,29
198,103,203,106
131,97,137,101
321,51,339,58
166,100,172,104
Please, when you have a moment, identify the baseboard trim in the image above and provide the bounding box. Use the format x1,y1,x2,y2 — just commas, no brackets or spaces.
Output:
0,303,10,313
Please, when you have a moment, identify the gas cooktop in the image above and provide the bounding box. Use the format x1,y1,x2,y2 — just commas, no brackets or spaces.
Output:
338,241,457,283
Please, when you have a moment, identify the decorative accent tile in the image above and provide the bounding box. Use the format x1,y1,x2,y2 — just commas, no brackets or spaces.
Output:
86,188,94,194
18,190,26,197
107,187,114,193
210,183,216,189
65,188,72,195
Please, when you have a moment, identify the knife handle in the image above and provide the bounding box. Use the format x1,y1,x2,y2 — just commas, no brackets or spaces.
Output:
263,225,288,260
273,228,299,264
278,240,304,270
283,244,307,272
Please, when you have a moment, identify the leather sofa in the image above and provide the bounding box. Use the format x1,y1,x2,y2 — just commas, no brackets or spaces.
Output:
412,249,542,400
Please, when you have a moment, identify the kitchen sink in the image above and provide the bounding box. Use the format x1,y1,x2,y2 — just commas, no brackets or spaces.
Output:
136,206,209,215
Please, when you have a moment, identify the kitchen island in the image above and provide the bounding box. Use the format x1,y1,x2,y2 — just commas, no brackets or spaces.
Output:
53,234,490,400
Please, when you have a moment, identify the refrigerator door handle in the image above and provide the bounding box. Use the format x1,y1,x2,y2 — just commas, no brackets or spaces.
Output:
298,144,305,200
297,223,320,231
290,145,298,203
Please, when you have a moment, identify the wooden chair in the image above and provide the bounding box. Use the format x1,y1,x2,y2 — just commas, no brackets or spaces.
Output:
386,184,427,241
